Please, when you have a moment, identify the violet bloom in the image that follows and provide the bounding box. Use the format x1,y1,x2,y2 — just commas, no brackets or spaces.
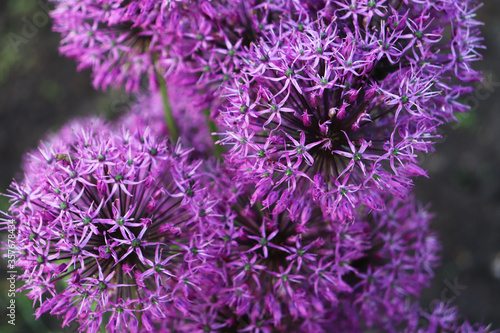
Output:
322,198,493,332
401,302,495,333
49,0,157,91
215,1,483,221
3,119,218,332
327,196,440,331
48,0,258,92
168,172,370,332
158,167,490,332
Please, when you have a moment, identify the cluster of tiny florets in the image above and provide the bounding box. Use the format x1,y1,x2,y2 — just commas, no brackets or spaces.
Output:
140,167,484,332
5,119,218,332
214,0,484,221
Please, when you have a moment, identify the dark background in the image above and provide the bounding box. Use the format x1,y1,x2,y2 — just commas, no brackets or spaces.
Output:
0,0,498,331
415,0,500,328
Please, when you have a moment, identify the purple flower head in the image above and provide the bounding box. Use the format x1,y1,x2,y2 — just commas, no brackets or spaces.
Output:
3,119,218,332
49,0,159,91
185,180,369,331
328,196,441,331
166,166,453,332
400,301,496,333
215,0,483,221
48,0,263,91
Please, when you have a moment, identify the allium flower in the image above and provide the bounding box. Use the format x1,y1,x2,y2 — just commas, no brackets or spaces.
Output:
3,119,218,332
49,0,166,91
327,196,441,331
401,302,495,333
215,0,483,221
8,1,492,332
48,0,260,92
152,166,484,332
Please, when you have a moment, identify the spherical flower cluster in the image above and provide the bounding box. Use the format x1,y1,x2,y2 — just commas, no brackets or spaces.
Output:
48,0,262,92
210,190,371,331
216,0,484,221
49,0,169,91
402,302,493,333
138,167,490,332
209,191,439,332
5,119,218,332
328,196,440,331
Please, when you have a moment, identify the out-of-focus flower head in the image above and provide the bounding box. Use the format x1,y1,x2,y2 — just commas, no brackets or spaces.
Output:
3,118,219,332
401,302,495,333
48,0,265,92
151,165,477,332
50,0,159,91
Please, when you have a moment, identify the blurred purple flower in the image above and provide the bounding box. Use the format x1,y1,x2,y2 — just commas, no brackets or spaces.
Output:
147,167,492,332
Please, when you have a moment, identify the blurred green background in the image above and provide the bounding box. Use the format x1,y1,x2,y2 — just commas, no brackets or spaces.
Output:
0,0,499,331
414,1,500,328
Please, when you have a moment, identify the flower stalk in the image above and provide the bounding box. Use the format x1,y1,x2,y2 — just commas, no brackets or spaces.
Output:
203,108,223,158
156,70,179,143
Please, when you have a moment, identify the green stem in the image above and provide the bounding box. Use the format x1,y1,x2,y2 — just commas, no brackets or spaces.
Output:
156,70,178,143
203,108,223,158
